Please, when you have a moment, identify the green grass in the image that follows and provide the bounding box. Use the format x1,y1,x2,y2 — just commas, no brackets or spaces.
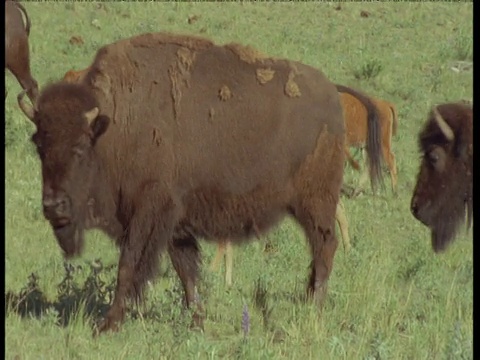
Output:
5,2,472,359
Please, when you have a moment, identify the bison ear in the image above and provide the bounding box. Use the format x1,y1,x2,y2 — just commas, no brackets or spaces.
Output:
89,115,110,145
83,107,109,144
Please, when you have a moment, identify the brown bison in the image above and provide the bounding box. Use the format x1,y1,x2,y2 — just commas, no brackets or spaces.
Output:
338,87,398,194
5,0,38,102
17,32,378,334
410,102,473,252
211,199,351,287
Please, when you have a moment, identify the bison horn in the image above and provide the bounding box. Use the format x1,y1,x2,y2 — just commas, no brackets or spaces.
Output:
83,107,99,125
17,89,36,121
433,106,454,141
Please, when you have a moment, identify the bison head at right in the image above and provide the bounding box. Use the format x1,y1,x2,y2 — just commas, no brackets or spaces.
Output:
410,103,473,253
18,83,110,258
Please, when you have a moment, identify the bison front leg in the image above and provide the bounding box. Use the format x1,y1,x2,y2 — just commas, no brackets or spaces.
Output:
168,235,204,330
95,247,135,334
95,192,177,335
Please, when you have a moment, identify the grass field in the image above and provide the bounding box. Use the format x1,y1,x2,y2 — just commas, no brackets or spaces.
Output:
5,2,473,359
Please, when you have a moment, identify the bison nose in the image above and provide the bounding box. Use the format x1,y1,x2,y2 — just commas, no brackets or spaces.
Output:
42,193,70,220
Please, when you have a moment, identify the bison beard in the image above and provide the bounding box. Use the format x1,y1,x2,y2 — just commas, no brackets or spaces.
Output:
429,195,469,253
53,223,84,258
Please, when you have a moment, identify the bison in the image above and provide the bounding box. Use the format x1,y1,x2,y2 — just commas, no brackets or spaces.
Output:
17,32,382,334
338,87,399,194
410,102,473,252
5,0,38,102
210,199,352,287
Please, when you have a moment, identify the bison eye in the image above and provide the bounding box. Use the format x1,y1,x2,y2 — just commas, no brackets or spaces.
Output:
428,151,439,164
427,146,446,172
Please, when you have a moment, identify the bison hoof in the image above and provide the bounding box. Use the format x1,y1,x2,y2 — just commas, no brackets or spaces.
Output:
93,316,122,336
307,282,328,307
190,313,205,332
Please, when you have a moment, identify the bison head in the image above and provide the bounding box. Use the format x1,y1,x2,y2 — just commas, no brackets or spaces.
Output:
18,83,110,258
410,103,473,253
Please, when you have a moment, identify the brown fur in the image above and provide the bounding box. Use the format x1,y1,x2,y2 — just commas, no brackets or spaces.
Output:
5,0,38,102
19,32,345,334
63,68,89,83
411,102,473,252
335,85,385,192
211,199,351,287
339,90,398,193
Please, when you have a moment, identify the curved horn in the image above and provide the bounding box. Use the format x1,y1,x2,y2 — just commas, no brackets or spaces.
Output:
83,107,99,125
433,106,454,141
17,89,35,122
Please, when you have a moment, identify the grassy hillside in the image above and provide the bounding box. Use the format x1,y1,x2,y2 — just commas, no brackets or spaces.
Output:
5,2,472,359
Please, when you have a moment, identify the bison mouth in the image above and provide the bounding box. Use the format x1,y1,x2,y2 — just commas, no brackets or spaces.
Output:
51,220,85,259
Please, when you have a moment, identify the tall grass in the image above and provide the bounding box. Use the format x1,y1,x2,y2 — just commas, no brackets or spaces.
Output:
5,2,472,359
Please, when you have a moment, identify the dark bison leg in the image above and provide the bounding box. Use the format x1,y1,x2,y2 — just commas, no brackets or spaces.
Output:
95,192,177,335
168,235,204,329
293,200,338,305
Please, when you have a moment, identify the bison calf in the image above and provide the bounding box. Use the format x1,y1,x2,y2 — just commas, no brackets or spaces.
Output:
410,102,473,252
5,0,39,102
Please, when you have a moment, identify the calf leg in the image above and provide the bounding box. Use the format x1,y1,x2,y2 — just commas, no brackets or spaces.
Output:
335,200,351,252
381,117,398,194
95,190,177,335
210,241,227,272
224,241,233,287
353,149,369,196
168,235,204,329
344,146,361,171
210,240,234,287
383,145,397,194
387,152,397,194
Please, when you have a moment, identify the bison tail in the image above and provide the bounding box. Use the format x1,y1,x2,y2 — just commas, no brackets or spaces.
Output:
336,84,384,191
365,101,385,191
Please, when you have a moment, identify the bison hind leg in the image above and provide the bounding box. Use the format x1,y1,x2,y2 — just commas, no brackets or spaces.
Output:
168,234,204,330
290,135,343,307
290,185,340,307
